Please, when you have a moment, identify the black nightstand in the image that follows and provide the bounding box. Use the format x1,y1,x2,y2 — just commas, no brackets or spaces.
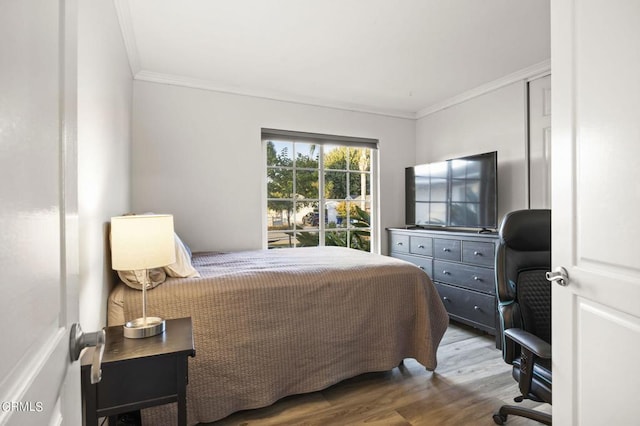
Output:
81,317,196,426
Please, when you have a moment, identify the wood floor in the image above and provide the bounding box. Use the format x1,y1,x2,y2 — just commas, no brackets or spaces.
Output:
202,323,550,426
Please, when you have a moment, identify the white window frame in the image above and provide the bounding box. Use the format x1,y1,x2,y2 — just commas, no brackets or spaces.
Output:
262,129,379,253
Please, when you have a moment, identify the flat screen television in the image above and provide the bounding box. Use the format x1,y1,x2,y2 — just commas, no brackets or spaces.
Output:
405,151,498,230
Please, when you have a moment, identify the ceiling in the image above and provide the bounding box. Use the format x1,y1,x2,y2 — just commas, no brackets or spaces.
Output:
116,0,550,119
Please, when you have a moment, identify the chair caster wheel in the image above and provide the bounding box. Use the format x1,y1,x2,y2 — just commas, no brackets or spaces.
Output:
493,413,507,425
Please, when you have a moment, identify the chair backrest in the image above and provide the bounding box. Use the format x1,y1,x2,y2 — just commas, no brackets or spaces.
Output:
495,209,551,362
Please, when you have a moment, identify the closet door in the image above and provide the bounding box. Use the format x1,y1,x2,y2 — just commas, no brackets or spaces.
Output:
528,74,551,209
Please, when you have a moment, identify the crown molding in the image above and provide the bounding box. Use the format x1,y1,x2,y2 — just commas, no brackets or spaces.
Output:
114,0,141,76
415,59,551,119
133,61,550,121
133,70,418,120
112,2,549,123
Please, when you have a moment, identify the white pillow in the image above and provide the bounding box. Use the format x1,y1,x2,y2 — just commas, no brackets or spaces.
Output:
164,234,200,278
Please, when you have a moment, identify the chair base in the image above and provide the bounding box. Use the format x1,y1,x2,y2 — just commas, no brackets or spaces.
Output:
493,404,551,425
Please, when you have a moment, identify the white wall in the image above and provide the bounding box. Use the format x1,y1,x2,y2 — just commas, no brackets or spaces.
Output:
78,0,132,330
415,81,529,226
132,81,415,254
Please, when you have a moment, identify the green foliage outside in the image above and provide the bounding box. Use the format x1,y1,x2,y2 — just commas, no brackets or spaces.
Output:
323,147,370,200
296,205,371,251
266,141,372,252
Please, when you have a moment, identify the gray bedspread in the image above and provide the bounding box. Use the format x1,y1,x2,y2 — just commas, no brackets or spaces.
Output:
115,246,448,425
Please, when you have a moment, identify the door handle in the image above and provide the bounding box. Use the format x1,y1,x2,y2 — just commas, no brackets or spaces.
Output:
69,323,106,384
546,266,569,286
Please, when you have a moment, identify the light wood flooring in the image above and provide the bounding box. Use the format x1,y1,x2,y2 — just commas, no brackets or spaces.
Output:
202,323,550,426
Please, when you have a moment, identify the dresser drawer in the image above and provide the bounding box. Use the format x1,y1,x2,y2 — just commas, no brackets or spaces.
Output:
410,236,433,256
391,253,432,277
433,260,495,294
390,234,410,253
462,241,495,266
434,238,461,261
435,282,496,330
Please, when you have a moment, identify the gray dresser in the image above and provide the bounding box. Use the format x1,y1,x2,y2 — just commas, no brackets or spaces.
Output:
388,227,499,343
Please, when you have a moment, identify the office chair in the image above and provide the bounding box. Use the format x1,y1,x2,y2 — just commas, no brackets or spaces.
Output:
493,209,552,425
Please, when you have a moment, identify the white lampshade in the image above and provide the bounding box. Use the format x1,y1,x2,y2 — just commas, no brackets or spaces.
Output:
110,214,176,271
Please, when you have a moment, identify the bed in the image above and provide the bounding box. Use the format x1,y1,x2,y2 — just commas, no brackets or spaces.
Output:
108,246,449,425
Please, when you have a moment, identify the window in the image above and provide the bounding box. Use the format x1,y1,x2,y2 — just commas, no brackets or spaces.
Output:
264,129,377,252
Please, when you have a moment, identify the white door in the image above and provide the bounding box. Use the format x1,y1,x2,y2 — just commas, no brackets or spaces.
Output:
528,74,551,209
0,1,82,425
551,0,640,424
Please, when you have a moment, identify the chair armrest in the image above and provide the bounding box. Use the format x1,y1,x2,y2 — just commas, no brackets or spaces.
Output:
504,328,551,359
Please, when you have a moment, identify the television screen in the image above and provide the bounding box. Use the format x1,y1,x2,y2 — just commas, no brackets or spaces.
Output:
405,151,497,230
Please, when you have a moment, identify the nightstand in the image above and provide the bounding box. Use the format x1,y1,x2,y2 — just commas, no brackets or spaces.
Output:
81,317,196,426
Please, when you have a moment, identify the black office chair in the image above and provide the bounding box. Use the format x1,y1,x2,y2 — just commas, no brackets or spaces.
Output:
493,209,552,425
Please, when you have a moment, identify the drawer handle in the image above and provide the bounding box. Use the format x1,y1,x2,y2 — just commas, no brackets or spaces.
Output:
474,305,481,311
418,244,425,249
396,242,404,246
473,276,482,281
442,270,450,275
443,296,450,302
442,248,450,252
474,251,482,256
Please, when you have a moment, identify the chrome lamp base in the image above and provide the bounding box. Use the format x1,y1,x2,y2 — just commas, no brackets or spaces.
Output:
123,316,166,338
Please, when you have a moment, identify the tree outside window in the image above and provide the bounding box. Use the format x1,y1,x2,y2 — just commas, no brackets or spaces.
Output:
266,138,374,251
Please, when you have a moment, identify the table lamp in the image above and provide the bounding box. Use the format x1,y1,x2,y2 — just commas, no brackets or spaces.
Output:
110,214,176,338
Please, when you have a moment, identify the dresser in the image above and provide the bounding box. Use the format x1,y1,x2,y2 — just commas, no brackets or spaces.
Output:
388,227,499,344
